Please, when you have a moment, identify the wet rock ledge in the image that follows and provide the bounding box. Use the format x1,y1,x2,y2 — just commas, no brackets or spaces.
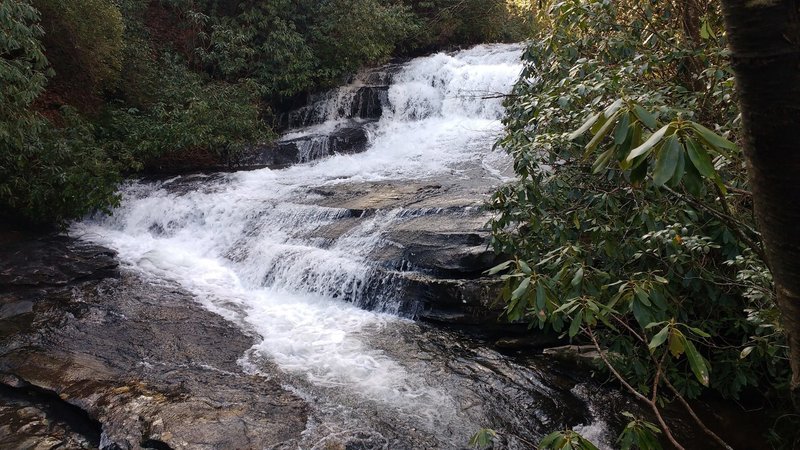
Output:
0,236,308,449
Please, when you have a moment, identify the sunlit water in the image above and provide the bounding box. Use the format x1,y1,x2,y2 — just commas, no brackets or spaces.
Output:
73,44,615,448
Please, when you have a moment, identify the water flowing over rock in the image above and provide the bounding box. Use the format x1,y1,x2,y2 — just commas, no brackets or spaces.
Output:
36,43,638,448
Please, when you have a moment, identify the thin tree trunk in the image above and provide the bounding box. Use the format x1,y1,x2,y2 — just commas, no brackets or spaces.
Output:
720,0,800,405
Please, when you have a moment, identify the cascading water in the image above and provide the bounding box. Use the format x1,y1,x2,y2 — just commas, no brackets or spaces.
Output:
73,44,620,449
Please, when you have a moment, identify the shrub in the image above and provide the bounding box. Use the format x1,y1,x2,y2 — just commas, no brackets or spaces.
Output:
489,0,790,447
100,54,268,170
1,1,120,225
31,0,125,96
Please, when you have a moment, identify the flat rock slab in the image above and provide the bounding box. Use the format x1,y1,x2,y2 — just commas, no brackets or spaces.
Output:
0,237,308,450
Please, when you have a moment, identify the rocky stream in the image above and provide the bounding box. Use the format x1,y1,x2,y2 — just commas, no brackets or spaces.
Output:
1,44,740,450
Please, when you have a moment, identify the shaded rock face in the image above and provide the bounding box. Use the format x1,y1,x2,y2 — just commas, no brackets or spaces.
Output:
276,65,400,131
290,178,510,324
242,121,373,168
0,384,101,450
0,237,308,450
237,64,399,169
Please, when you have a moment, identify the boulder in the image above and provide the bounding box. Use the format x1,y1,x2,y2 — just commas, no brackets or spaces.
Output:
0,236,308,450
242,122,372,168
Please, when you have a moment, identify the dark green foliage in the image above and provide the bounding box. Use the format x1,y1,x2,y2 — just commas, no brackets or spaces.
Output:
1,111,120,225
539,429,600,450
197,1,318,97
617,412,662,450
197,0,417,98
0,0,49,146
1,1,119,225
101,55,267,170
490,0,789,447
404,0,533,51
309,0,417,88
31,0,125,95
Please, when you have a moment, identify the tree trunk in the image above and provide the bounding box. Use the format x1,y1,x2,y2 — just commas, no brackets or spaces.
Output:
720,0,800,405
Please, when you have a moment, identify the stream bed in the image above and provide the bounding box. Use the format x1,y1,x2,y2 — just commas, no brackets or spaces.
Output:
59,43,629,449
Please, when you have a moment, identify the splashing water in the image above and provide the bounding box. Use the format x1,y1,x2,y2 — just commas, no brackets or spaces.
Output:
73,43,616,448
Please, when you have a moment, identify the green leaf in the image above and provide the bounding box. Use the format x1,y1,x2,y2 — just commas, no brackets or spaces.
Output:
592,147,616,174
685,137,716,178
569,310,583,337
613,112,631,146
684,338,710,386
571,267,585,287
632,298,655,327
486,260,513,275
540,432,562,448
682,159,705,196
512,277,531,300
652,134,680,186
604,98,624,117
634,286,651,306
700,18,715,40
519,259,532,275
590,113,609,135
689,122,736,152
687,326,711,338
629,156,648,185
584,111,621,155
668,145,685,186
648,325,670,351
536,282,547,310
626,125,670,161
569,112,602,140
740,346,755,359
577,436,601,450
633,104,658,130
668,329,685,357
469,428,498,448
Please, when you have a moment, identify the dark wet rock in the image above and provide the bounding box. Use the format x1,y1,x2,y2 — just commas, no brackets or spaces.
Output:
289,179,513,323
398,273,504,323
242,123,372,168
494,334,568,351
384,227,501,277
350,86,388,120
0,383,101,450
0,236,118,289
0,236,308,450
276,65,399,130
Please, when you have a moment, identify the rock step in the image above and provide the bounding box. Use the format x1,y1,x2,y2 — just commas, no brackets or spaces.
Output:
242,122,372,168
277,85,391,130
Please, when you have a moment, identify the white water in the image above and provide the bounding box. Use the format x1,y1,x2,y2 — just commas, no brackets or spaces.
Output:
73,43,614,447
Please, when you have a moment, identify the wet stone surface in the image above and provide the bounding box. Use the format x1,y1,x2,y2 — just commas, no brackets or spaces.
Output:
0,236,308,450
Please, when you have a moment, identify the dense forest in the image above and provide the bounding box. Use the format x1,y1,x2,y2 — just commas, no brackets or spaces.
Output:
1,0,532,225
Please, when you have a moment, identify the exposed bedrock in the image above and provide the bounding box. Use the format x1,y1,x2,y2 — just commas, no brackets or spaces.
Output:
292,178,512,324
0,237,308,450
242,121,373,168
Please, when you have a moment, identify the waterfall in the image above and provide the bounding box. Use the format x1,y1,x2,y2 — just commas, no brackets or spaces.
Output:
73,43,615,449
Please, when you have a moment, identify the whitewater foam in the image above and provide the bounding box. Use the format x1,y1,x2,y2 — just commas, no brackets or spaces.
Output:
74,43,528,441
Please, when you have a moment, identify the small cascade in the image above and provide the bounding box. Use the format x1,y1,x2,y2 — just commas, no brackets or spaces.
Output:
279,64,400,129
73,43,619,449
